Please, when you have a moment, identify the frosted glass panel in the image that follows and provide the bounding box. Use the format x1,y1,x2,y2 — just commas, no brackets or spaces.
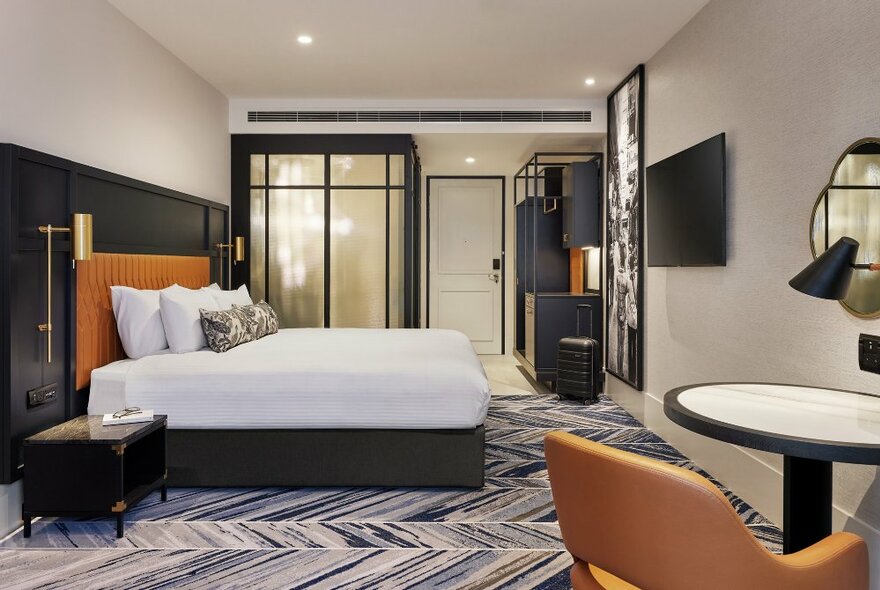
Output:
389,154,405,187
330,190,386,327
331,155,386,186
389,190,405,328
249,189,266,303
269,155,324,186
269,189,324,327
250,155,265,185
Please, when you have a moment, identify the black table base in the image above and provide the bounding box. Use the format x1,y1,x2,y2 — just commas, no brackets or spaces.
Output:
783,455,832,554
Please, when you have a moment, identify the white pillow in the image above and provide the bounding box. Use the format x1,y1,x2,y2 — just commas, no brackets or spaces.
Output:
110,286,169,359
159,288,220,353
201,284,253,310
206,283,221,290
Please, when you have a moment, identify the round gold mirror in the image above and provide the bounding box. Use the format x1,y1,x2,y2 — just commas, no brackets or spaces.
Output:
810,138,880,317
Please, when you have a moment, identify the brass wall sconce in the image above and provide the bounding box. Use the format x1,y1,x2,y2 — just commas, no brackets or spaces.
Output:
38,213,93,363
215,236,245,289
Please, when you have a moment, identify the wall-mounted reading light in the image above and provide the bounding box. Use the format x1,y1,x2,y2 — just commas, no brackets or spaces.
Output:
216,236,245,289
789,236,880,300
38,213,93,363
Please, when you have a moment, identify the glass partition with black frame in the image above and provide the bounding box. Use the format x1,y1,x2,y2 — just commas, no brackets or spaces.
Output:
231,135,420,329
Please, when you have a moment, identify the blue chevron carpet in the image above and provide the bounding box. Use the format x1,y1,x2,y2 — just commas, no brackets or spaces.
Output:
0,389,781,589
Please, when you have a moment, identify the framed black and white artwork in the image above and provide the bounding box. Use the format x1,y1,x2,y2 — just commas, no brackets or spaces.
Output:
605,65,644,391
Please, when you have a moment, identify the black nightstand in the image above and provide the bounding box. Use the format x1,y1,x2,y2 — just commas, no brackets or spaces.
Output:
22,414,167,538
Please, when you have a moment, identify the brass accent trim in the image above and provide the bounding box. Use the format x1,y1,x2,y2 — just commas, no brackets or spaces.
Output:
37,215,93,362
215,238,246,289
111,443,126,456
38,225,71,234
809,137,880,319
111,501,127,513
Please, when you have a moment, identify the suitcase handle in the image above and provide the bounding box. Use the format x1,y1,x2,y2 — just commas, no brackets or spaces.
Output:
576,304,592,338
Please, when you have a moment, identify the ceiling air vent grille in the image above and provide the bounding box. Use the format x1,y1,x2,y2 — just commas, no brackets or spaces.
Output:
247,110,591,123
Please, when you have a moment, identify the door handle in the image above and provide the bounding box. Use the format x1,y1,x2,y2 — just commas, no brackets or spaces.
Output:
488,273,500,283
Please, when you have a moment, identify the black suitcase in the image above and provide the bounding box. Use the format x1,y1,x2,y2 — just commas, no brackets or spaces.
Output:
556,304,601,404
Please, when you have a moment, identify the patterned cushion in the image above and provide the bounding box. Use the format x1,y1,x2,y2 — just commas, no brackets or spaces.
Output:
199,307,255,353
234,300,280,340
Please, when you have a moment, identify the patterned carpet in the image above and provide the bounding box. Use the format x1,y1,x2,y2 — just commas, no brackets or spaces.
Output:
0,391,782,589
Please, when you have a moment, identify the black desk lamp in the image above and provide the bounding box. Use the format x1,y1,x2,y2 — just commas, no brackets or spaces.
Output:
789,236,880,299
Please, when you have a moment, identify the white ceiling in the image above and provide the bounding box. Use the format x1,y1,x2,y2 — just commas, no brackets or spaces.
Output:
108,0,709,100
415,133,603,176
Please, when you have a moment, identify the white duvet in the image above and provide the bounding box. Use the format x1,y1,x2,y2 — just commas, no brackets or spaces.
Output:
87,328,490,430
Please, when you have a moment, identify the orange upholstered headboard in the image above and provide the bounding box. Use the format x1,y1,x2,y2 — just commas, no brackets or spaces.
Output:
76,253,211,390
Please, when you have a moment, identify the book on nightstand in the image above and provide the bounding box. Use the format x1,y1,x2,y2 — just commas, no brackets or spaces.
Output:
102,409,154,426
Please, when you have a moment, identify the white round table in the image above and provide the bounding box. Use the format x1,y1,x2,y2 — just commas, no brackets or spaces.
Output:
664,382,880,554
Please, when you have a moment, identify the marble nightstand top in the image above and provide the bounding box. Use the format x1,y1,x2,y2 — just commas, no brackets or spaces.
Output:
25,415,167,445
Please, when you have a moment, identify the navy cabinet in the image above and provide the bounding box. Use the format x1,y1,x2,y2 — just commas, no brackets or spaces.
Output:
514,198,569,353
527,293,602,382
562,161,601,249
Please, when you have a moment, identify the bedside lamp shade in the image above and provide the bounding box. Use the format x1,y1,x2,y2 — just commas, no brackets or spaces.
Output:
789,237,859,300
71,213,93,260
233,236,245,263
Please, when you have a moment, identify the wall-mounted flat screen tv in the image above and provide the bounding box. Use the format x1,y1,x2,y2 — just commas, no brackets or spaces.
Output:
647,133,726,266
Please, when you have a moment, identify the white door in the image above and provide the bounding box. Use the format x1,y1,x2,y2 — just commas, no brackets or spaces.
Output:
429,178,503,354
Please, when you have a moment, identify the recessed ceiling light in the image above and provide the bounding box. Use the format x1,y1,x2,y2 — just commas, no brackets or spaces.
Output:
297,35,313,45
585,78,596,86
465,157,476,164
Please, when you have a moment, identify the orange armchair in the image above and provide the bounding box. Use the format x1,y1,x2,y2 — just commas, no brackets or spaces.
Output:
545,431,868,590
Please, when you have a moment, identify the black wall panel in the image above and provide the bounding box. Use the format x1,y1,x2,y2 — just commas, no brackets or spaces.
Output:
10,249,69,475
208,207,226,284
79,176,207,252
18,160,70,239
0,143,228,483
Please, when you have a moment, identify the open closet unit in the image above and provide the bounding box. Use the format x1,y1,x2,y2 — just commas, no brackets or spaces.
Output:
513,152,604,386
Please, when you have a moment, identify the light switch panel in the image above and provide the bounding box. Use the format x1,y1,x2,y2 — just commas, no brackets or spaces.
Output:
858,334,880,375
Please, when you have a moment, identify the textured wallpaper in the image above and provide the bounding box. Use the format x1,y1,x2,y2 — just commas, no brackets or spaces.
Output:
607,0,880,581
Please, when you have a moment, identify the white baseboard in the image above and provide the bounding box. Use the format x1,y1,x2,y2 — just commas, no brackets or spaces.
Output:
0,481,22,538
607,384,880,590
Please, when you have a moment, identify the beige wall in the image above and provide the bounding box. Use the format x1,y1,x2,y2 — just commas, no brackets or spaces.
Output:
0,0,229,536
606,0,880,584
0,0,229,204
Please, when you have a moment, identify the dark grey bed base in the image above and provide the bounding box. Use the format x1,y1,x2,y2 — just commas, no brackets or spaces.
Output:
166,426,485,488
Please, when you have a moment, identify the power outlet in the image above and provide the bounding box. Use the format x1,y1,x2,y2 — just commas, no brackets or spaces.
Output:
859,334,880,375
27,383,58,408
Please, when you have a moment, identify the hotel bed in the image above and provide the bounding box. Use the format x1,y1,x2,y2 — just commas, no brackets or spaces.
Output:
77,253,489,488
88,328,490,431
